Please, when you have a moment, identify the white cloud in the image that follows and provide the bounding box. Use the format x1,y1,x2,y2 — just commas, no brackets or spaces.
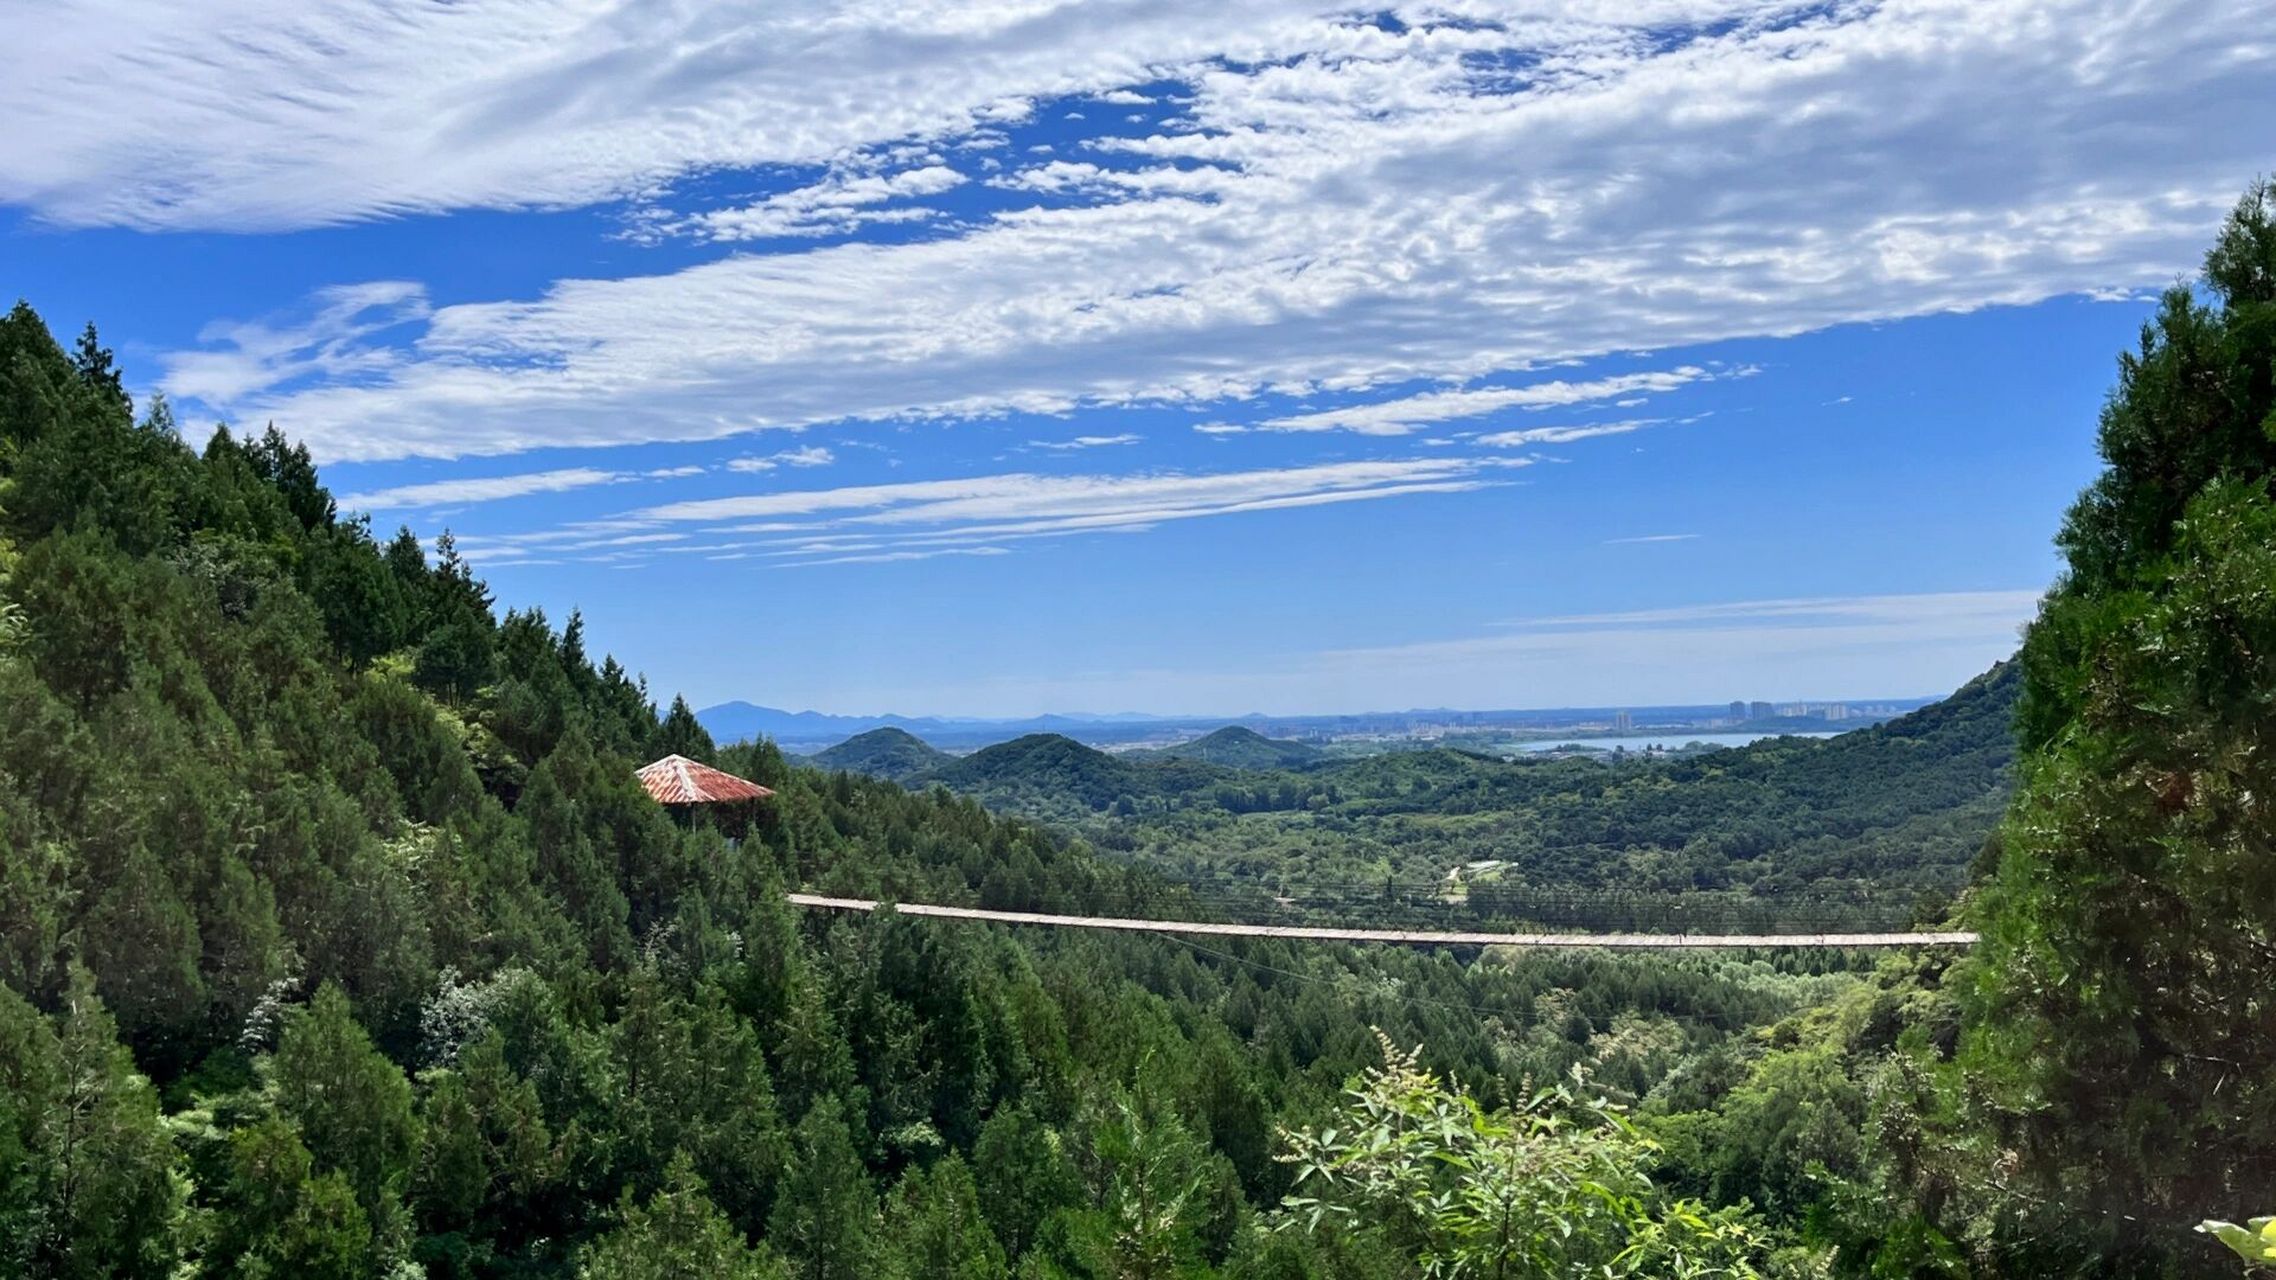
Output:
340,466,623,511
161,281,428,404
1255,370,1715,436
445,455,1515,569
1604,532,1699,544
0,1,1343,229
726,445,838,472
670,165,966,241
776,546,1014,568
1476,418,1662,447
97,0,2276,465
636,457,1504,532
1501,592,2043,631
1030,433,1141,450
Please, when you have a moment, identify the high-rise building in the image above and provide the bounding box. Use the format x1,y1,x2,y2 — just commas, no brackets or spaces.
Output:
1825,703,1851,721
1612,709,1634,732
1747,701,1774,720
1728,700,1747,720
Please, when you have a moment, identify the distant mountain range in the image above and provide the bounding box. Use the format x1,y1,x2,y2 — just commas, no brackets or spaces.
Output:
697,694,1946,751
694,702,1173,748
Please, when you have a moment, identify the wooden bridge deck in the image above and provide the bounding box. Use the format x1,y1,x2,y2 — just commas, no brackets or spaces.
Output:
787,893,1978,949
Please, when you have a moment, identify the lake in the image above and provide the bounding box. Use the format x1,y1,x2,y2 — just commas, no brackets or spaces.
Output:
1512,730,1847,753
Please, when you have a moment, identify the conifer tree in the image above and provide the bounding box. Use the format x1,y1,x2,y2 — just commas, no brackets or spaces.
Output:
580,1157,784,1280
272,982,419,1248
769,1097,879,1280
1963,179,2276,1264
885,1153,1007,1280
656,693,716,761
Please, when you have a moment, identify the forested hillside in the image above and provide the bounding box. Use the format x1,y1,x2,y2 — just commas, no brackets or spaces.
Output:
1134,727,1326,770
812,662,2020,915
807,727,955,784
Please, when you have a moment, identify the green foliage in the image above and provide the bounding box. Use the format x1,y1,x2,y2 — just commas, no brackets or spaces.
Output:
974,1104,1083,1260
0,971,183,1279
24,266,2269,1280
272,982,419,1250
769,1097,879,1280
204,1116,374,1280
1950,179,2276,1271
811,727,956,784
654,694,716,761
1137,727,1325,771
2201,1214,2276,1271
884,1154,1007,1280
578,1158,786,1280
1281,1033,1765,1278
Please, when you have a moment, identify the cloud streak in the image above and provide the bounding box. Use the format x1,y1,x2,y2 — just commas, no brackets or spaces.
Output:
458,455,1520,569
1253,370,1718,436
340,466,624,511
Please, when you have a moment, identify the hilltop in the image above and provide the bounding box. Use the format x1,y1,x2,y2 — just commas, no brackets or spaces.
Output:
808,726,955,783
1137,725,1326,769
927,732,1231,815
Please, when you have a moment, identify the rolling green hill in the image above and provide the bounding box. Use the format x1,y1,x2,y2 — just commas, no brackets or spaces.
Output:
924,732,1231,816
1139,725,1326,769
882,661,2020,904
808,725,955,783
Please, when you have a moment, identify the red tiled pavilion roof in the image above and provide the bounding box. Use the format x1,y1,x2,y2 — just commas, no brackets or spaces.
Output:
637,754,775,805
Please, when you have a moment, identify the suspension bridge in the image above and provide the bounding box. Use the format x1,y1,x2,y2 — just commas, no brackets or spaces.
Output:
787,893,1979,949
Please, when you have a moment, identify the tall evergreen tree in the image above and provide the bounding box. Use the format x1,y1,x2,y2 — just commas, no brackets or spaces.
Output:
885,1154,1006,1280
768,1097,878,1280
579,1158,784,1280
272,982,420,1250
1962,179,2276,1266
69,322,128,420
655,693,716,761
1,971,183,1280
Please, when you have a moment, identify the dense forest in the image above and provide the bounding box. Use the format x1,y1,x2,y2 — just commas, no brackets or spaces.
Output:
1,179,2272,1278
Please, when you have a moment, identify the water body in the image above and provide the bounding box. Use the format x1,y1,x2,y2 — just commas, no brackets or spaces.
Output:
1514,730,1847,753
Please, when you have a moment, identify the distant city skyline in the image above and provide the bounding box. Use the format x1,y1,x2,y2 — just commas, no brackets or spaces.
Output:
4,2,2262,714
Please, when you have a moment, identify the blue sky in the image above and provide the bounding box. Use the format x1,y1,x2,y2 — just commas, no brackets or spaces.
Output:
2,1,2268,716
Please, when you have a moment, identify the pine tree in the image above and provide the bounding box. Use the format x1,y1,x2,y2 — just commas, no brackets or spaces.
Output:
1962,179,2276,1264
769,1097,878,1280
206,1116,373,1280
580,1157,785,1280
10,970,184,1279
272,982,419,1245
655,693,716,761
972,1105,1080,1261
69,322,129,420
885,1153,1008,1280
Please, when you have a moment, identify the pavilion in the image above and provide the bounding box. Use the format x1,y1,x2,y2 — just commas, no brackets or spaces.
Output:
636,754,775,807
637,755,775,848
